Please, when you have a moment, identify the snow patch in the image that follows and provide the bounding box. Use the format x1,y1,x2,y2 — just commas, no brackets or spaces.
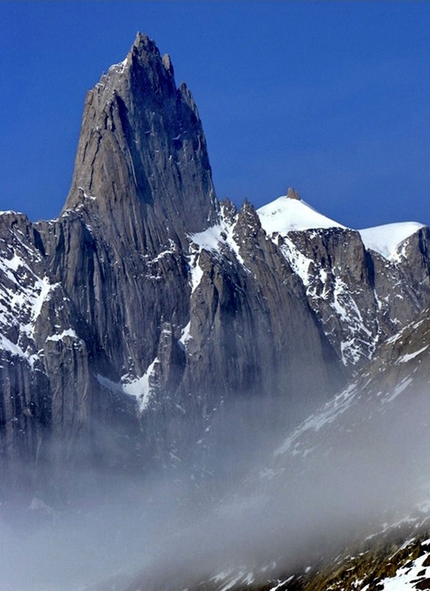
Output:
190,214,246,268
46,328,81,342
381,544,430,590
190,224,225,252
279,237,313,286
188,204,251,292
179,321,192,347
122,360,158,411
96,359,159,411
359,222,424,260
189,255,204,293
396,345,429,364
108,56,129,74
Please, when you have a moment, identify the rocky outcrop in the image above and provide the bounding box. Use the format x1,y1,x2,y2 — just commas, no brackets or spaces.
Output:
261,222,430,367
286,186,300,200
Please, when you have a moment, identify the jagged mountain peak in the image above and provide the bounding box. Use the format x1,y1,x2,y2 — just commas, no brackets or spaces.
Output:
130,31,175,74
132,30,156,51
3,33,430,591
62,33,217,249
106,32,175,83
127,31,176,85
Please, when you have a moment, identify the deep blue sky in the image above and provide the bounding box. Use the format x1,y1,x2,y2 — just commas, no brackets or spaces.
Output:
1,2,429,228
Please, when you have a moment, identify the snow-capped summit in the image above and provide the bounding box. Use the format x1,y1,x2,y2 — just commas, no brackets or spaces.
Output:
257,189,426,264
358,221,425,260
257,189,345,235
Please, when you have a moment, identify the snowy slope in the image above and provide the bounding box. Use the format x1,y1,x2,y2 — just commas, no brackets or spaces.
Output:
257,194,345,234
359,221,425,260
257,193,425,261
381,544,430,591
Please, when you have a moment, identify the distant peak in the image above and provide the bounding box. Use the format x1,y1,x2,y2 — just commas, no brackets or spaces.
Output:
287,187,301,201
257,194,345,234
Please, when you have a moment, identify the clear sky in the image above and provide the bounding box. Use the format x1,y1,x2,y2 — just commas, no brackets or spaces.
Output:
1,1,429,228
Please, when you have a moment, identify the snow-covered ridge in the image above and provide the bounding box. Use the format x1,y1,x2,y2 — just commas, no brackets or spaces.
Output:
187,193,427,368
257,194,345,234
358,221,425,260
256,193,425,261
189,193,425,265
0,210,24,216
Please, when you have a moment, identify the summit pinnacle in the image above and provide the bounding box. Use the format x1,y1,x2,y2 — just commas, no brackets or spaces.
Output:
63,33,218,247
287,187,300,200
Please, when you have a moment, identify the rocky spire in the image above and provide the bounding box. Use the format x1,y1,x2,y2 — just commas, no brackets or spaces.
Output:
287,187,300,200
63,32,218,252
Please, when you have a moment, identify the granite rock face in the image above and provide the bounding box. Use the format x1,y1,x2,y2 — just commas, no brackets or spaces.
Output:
1,34,430,501
272,225,430,367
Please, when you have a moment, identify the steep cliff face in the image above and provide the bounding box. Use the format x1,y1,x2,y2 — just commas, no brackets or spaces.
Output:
0,211,143,501
64,33,217,244
258,196,430,367
1,34,430,503
48,32,217,379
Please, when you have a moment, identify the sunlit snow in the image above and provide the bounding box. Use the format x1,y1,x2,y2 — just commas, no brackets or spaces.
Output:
359,221,424,260
96,359,159,412
46,328,81,342
381,540,430,590
257,194,425,263
257,194,345,234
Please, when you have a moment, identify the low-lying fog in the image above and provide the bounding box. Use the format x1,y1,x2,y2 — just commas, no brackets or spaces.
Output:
1,382,430,591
